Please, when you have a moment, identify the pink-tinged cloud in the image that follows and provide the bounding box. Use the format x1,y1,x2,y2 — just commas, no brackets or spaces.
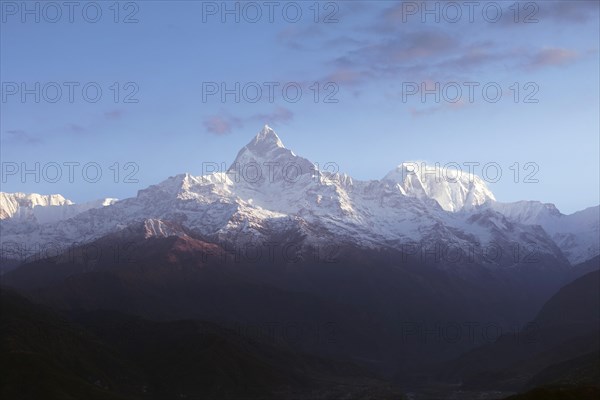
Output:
204,115,243,135
528,48,579,69
325,68,364,85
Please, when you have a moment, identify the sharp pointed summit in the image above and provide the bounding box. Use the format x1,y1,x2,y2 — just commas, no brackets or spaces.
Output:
228,125,315,182
247,124,285,152
229,125,288,169
231,125,294,167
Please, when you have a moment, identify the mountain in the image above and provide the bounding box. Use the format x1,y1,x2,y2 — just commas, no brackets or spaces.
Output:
0,192,117,224
383,162,495,212
489,201,600,264
0,288,402,400
441,268,600,392
0,192,72,219
2,125,588,272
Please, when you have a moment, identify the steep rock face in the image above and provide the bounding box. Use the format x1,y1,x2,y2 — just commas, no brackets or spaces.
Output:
0,126,595,268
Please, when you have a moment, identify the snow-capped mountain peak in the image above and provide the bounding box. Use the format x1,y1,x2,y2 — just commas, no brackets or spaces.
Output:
0,192,73,219
231,125,287,165
0,192,117,223
228,126,316,185
383,162,496,212
249,124,285,151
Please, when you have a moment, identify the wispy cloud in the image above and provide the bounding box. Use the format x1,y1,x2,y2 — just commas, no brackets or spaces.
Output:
324,68,366,86
204,114,243,135
541,1,600,23
526,48,579,69
304,2,594,91
350,31,459,64
277,25,325,50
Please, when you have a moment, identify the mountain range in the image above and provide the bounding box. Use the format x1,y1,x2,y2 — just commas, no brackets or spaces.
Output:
2,125,598,268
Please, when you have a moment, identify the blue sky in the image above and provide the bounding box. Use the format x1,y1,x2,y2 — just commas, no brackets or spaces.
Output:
1,0,599,213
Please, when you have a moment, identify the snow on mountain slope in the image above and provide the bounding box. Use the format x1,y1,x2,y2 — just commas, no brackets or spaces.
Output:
31,198,118,224
489,201,599,264
0,192,117,224
142,219,191,239
489,200,562,224
0,126,592,268
383,162,496,212
0,192,72,219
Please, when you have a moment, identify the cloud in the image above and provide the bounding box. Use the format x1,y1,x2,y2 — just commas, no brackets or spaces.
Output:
541,1,600,23
437,42,506,70
371,1,423,32
204,114,243,135
334,30,460,68
324,27,582,90
324,68,366,86
366,31,458,63
527,48,579,69
275,1,590,107
324,30,462,85
3,129,43,145
204,107,294,135
324,36,365,49
277,25,324,50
